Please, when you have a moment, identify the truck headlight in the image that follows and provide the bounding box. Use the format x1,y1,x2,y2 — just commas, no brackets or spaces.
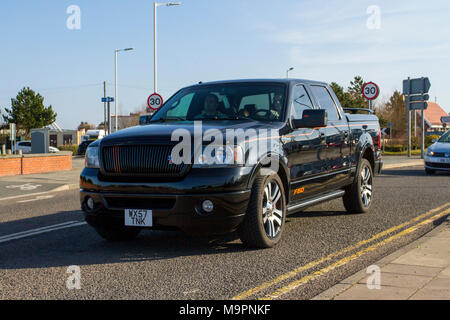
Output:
85,146,100,168
193,145,244,168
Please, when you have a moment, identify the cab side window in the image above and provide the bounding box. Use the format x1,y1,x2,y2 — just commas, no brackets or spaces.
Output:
291,85,314,119
310,85,340,121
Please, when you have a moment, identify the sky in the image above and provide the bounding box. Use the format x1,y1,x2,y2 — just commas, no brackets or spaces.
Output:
0,0,449,129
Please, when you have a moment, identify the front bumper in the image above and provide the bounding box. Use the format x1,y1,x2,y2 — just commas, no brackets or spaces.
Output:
80,167,252,235
424,156,450,171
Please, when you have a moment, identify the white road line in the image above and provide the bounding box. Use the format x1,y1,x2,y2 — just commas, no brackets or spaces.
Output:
17,195,55,203
0,221,87,244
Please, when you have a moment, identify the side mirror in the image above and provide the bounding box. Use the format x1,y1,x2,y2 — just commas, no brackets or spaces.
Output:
292,109,328,129
432,139,438,143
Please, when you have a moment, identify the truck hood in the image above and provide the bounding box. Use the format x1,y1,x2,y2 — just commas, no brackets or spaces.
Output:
101,120,286,145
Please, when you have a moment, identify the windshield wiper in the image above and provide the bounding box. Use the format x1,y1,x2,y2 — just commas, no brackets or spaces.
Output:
150,116,185,122
206,115,252,121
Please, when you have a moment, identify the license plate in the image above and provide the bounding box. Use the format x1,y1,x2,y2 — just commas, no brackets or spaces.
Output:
125,209,153,227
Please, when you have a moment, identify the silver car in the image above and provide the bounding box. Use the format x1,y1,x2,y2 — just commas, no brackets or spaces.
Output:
424,130,450,174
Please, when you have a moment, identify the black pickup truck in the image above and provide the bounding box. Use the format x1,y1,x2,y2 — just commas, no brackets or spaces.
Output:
80,79,382,248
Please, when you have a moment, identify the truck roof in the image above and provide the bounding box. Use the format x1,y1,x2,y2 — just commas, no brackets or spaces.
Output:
188,78,329,88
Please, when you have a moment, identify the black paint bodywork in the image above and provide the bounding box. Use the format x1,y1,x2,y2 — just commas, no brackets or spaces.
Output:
80,79,382,235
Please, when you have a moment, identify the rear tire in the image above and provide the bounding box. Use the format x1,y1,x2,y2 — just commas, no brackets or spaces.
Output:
343,159,373,214
238,173,286,248
425,168,435,175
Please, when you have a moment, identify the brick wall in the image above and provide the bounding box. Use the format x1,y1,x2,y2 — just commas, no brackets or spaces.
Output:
0,153,72,177
0,157,22,176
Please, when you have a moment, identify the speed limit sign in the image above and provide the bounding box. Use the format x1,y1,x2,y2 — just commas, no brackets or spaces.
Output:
362,82,379,100
147,93,163,111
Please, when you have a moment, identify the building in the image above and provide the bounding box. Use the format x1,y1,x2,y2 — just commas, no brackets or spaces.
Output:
48,129,83,147
415,102,449,134
110,112,140,132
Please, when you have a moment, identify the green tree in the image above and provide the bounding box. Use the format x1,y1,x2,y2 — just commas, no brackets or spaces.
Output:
383,90,407,138
347,76,367,108
2,87,57,136
331,76,368,110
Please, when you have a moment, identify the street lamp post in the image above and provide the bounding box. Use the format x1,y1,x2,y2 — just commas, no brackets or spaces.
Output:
286,67,294,78
114,48,134,132
154,2,181,94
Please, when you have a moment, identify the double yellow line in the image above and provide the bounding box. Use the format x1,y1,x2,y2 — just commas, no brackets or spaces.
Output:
232,202,450,300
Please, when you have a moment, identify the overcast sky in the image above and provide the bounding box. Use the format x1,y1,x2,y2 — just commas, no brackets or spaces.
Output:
0,0,449,129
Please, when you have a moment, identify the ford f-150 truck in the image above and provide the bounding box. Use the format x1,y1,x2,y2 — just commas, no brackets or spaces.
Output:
80,79,382,248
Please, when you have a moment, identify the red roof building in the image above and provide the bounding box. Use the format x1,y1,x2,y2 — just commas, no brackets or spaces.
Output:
415,102,449,132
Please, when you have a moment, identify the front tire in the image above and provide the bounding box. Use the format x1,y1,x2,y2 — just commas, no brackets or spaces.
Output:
343,158,373,214
238,173,286,248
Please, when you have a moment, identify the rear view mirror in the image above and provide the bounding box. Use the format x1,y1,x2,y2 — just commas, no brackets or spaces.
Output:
292,109,327,129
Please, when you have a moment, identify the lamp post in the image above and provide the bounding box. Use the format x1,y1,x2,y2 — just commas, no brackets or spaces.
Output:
286,67,294,78
114,47,134,132
154,2,181,94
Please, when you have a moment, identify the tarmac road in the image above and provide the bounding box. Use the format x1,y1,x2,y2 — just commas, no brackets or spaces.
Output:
0,166,448,300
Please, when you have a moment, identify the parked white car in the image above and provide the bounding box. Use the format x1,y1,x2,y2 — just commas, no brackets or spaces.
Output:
424,130,450,174
16,141,60,154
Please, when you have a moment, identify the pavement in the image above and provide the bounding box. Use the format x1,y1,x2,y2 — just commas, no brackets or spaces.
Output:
0,157,83,200
381,155,424,169
313,215,450,300
0,156,449,300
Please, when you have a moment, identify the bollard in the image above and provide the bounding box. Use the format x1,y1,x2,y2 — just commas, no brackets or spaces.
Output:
18,149,23,156
1,144,5,155
7,149,12,155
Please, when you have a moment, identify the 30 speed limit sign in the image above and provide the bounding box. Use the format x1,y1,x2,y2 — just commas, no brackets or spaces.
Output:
362,82,379,100
147,93,163,111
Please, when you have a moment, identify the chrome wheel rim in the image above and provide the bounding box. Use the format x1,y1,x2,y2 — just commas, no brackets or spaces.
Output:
262,180,283,238
360,165,372,207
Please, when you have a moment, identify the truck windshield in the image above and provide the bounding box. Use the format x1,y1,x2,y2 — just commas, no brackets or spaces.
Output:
151,83,287,122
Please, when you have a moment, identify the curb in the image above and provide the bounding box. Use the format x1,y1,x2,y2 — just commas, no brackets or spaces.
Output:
382,160,423,170
0,183,79,202
312,213,450,300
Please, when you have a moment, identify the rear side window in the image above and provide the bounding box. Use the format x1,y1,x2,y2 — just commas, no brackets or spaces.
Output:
310,85,340,121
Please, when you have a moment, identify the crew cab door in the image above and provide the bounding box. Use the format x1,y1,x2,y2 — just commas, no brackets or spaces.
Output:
283,84,329,202
308,85,352,190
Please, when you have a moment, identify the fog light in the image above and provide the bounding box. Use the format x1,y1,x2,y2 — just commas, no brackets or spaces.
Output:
86,197,94,210
202,200,214,213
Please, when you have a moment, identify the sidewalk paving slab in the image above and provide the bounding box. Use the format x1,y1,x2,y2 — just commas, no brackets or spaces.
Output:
313,215,450,300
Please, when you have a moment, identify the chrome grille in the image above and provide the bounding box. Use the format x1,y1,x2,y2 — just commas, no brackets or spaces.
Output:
101,145,188,176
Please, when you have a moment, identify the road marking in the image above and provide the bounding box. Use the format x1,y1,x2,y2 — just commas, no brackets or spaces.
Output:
0,221,87,244
0,184,78,202
6,183,42,191
232,202,450,300
262,207,450,300
17,195,55,203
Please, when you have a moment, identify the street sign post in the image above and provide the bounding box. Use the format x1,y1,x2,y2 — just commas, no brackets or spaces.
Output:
101,97,114,135
147,93,163,112
362,82,379,110
402,77,431,158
